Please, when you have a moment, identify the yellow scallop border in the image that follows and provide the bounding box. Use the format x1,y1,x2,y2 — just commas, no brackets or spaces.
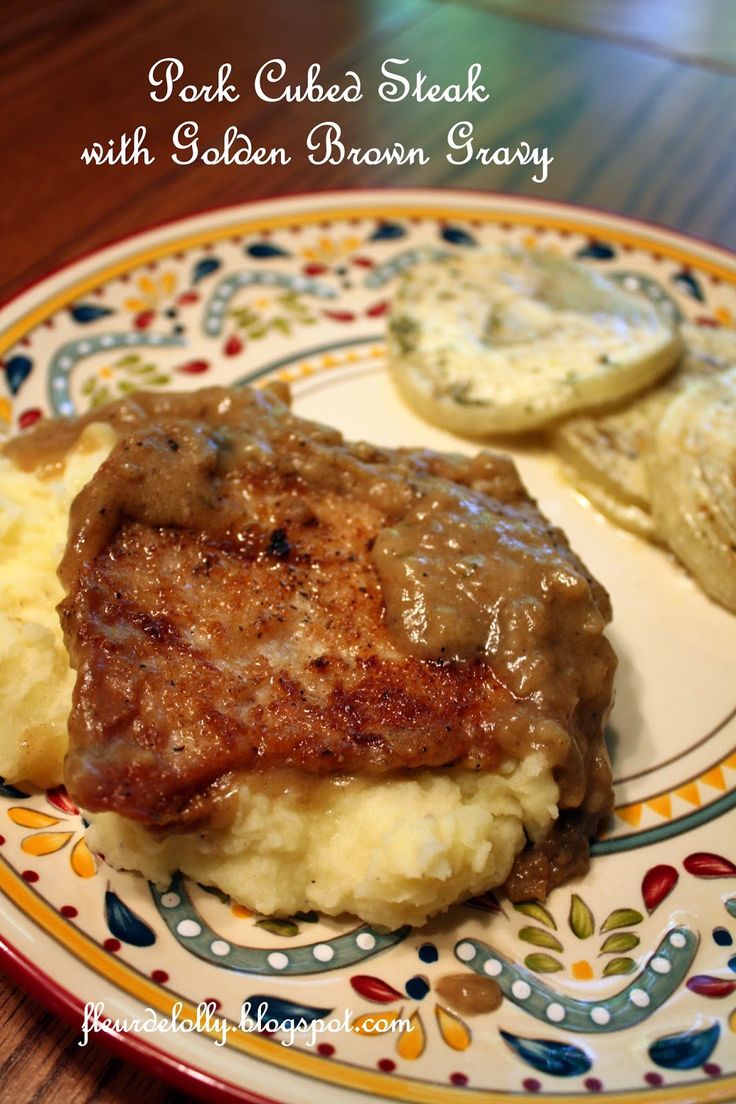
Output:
1,856,735,1104
1,201,735,1103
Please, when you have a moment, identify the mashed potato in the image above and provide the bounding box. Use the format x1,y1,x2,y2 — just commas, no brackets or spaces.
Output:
89,757,557,929
0,423,116,786
1,423,559,926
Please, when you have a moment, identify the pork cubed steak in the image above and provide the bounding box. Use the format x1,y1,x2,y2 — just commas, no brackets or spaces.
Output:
43,384,616,899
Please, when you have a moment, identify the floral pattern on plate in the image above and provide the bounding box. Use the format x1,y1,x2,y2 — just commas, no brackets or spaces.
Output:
0,191,735,1104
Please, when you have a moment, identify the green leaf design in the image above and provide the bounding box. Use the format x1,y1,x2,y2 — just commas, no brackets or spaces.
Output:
90,385,112,408
231,307,258,327
600,908,644,932
256,918,300,938
513,901,557,929
569,894,595,939
231,293,316,341
115,353,141,367
602,956,636,976
600,932,640,955
519,926,564,952
524,953,564,973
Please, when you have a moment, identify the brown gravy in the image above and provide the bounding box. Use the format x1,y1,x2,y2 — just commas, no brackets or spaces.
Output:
6,385,616,896
435,973,503,1015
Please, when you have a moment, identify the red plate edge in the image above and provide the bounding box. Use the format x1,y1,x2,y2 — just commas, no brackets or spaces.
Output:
0,928,281,1104
1,188,734,1101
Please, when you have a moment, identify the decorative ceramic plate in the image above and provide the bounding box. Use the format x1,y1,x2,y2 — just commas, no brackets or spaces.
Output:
1,190,735,1104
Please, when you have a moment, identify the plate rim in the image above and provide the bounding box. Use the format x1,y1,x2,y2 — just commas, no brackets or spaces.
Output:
1,186,734,347
2,186,736,1104
0,925,276,1104
3,913,736,1104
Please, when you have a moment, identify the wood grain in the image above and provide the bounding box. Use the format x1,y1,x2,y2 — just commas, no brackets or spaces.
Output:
0,974,181,1103
1,0,735,309
0,1,734,1100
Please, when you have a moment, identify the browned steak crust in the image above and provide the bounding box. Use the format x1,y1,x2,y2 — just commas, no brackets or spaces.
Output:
51,385,615,883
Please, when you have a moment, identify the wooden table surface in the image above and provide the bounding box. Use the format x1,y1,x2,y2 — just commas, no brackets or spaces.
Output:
1,1,735,1100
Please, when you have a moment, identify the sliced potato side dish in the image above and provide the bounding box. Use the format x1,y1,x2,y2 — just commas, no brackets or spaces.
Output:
682,322,736,366
387,247,681,435
554,325,736,538
559,460,658,541
554,389,667,531
648,366,736,613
